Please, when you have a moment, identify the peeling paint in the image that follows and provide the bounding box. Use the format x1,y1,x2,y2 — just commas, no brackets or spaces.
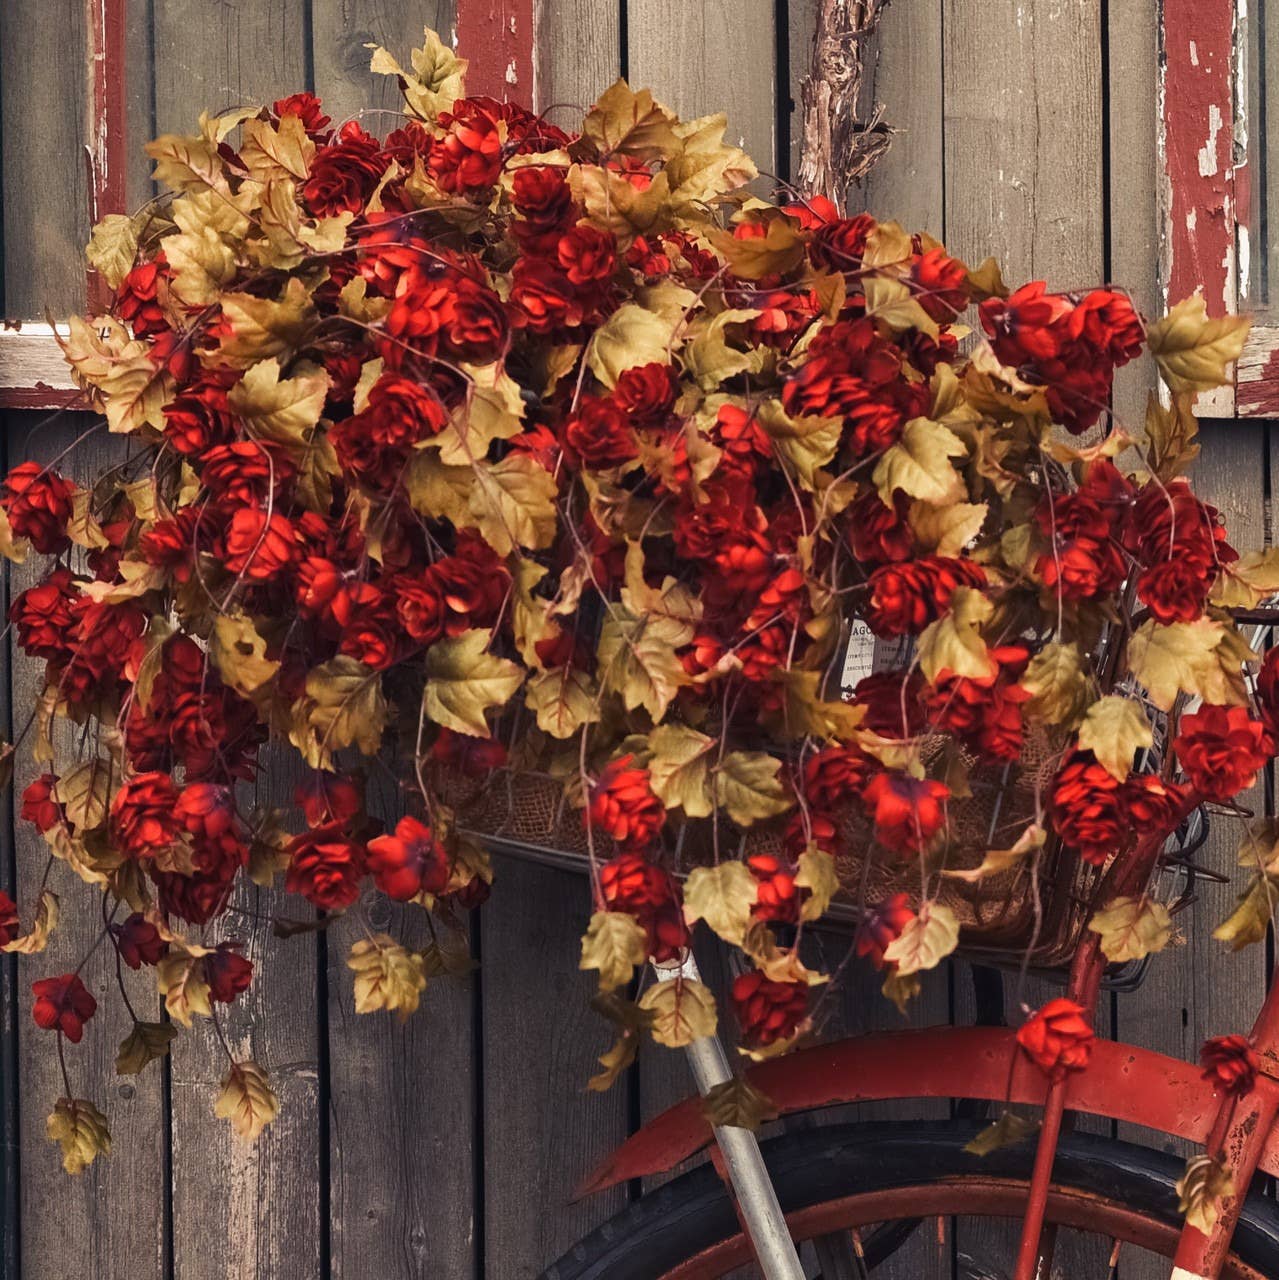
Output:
456,0,535,102
1190,40,1199,65
1198,104,1224,176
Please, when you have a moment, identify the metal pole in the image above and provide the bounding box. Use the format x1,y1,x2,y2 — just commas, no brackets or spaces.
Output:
655,952,807,1280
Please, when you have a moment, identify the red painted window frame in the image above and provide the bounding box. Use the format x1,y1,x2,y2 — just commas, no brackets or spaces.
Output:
0,0,538,411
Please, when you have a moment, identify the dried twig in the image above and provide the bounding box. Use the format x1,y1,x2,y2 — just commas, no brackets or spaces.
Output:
797,0,896,205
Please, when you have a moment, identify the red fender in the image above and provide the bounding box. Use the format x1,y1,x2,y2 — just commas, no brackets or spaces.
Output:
577,1026,1279,1197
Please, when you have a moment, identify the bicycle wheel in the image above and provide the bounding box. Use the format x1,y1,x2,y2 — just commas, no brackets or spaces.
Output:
541,1120,1279,1279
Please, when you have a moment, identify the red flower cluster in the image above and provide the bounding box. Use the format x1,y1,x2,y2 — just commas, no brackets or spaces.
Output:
588,757,665,852
367,816,450,901
1174,705,1272,803
731,971,809,1048
32,973,97,1042
600,852,688,963
1200,1034,1259,1096
1016,998,1094,1074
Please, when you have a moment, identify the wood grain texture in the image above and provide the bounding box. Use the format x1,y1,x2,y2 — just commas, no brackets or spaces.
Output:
0,0,91,316
151,0,310,131
785,0,818,187
1105,0,1160,434
480,856,628,1278
854,0,944,235
9,417,167,1280
311,0,456,129
535,0,621,125
627,0,778,184
942,0,1103,285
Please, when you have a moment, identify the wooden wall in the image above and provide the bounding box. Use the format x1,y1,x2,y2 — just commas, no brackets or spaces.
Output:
0,2,1268,1278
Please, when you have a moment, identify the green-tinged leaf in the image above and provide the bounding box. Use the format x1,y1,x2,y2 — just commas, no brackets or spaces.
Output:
423,629,523,738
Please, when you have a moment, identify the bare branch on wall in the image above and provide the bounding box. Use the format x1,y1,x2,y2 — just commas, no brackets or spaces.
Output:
797,0,895,204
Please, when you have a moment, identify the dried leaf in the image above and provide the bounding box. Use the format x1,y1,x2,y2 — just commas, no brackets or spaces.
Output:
796,847,839,922
701,1077,778,1131
156,945,212,1027
580,910,648,993
1127,617,1251,711
647,723,715,817
87,213,140,289
214,1060,279,1142
638,977,718,1047
2,889,59,954
1177,1152,1236,1235
1088,895,1174,963
1076,696,1153,782
347,934,428,1020
422,629,524,738
882,902,959,976
1022,642,1091,727
964,1111,1039,1157
873,417,967,506
714,751,792,826
47,1098,111,1174
683,862,758,945
1147,296,1250,394
116,1021,177,1075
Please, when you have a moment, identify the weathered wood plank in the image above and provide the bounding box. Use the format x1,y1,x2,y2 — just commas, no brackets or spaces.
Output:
1106,0,1160,432
148,8,322,1278
9,416,167,1280
311,0,456,130
626,0,778,182
535,0,621,125
0,0,91,316
1236,326,1279,418
481,856,628,1278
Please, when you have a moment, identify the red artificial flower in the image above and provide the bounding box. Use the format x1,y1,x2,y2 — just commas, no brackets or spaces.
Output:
2,461,75,555
599,851,688,962
747,854,801,924
223,508,297,581
1174,704,1273,803
302,120,384,215
1259,645,1279,737
613,363,676,424
865,557,986,637
296,772,364,829
564,395,639,469
1050,752,1125,867
116,258,170,336
0,891,19,948
852,670,927,739
855,893,916,969
430,727,508,775
162,366,239,455
153,866,235,926
557,224,616,285
366,815,450,901
112,913,169,969
111,772,182,859
848,489,913,564
911,245,969,322
1017,998,1094,1074
732,970,808,1048
1200,1034,1259,1096
803,744,871,809
808,212,876,270
512,165,576,244
10,567,79,660
394,539,509,644
509,257,583,332
588,756,666,851
200,441,295,507
1121,773,1189,837
861,771,949,855
272,91,331,137
1136,558,1213,624
429,98,504,193
205,944,254,1003
20,774,62,834
285,825,366,911
32,973,97,1042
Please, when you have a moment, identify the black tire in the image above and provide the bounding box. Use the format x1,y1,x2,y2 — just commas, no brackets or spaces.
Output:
541,1120,1279,1279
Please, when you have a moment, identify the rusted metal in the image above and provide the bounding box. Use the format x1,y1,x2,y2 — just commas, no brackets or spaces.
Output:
660,1184,1271,1280
455,0,536,104
576,1026,1246,1197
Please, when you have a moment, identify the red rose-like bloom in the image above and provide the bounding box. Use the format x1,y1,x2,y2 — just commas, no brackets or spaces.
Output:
32,973,96,1042
1017,998,1094,1074
224,508,297,581
599,852,688,962
564,395,638,469
803,744,870,810
1136,558,1213,625
367,815,450,901
865,557,985,637
302,120,384,215
1200,1034,1259,1096
162,367,238,456
588,756,665,851
848,489,913,565
112,913,169,969
557,224,616,285
1259,646,1279,737
430,727,508,775
855,893,916,969
732,971,809,1048
1051,752,1125,867
205,945,254,1003
861,772,949,855
1174,704,1273,803
747,854,801,923
296,772,364,829
0,892,19,947
116,259,170,336
111,772,181,859
3,461,75,555
1122,773,1189,837
430,98,504,193
285,825,365,911
273,91,331,137
613,362,676,424
20,775,62,834
11,568,79,660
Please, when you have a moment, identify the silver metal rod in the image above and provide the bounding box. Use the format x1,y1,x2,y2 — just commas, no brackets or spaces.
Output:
655,952,806,1280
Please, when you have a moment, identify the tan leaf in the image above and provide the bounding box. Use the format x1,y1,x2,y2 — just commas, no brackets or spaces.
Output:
701,1077,778,1131
586,992,653,1092
211,612,280,698
581,79,681,162
116,1021,177,1075
1127,617,1251,711
597,607,693,723
54,760,112,833
882,902,960,976
647,723,716,817
682,308,763,390
638,977,718,1048
917,586,995,684
587,303,678,388
240,114,315,182
711,217,806,280
438,361,526,464
1211,548,1279,608
368,28,467,120
1077,696,1153,782
423,629,524,738
795,847,839,922
156,945,212,1027
347,935,428,1020
1088,895,1174,963
100,356,175,435
580,911,649,993
873,417,967,506
864,274,940,337
714,751,793,827
1,889,59,954
524,666,601,739
218,278,317,367
87,213,140,289
909,500,988,556
47,1097,111,1174
682,862,758,945
881,968,921,1014
1147,296,1250,394
466,453,558,556
296,656,390,766
1177,1153,1236,1235
942,823,1045,883
226,357,328,452
214,1060,279,1142
1144,390,1200,481
1022,642,1091,727
964,1111,1039,1157
1213,875,1275,951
